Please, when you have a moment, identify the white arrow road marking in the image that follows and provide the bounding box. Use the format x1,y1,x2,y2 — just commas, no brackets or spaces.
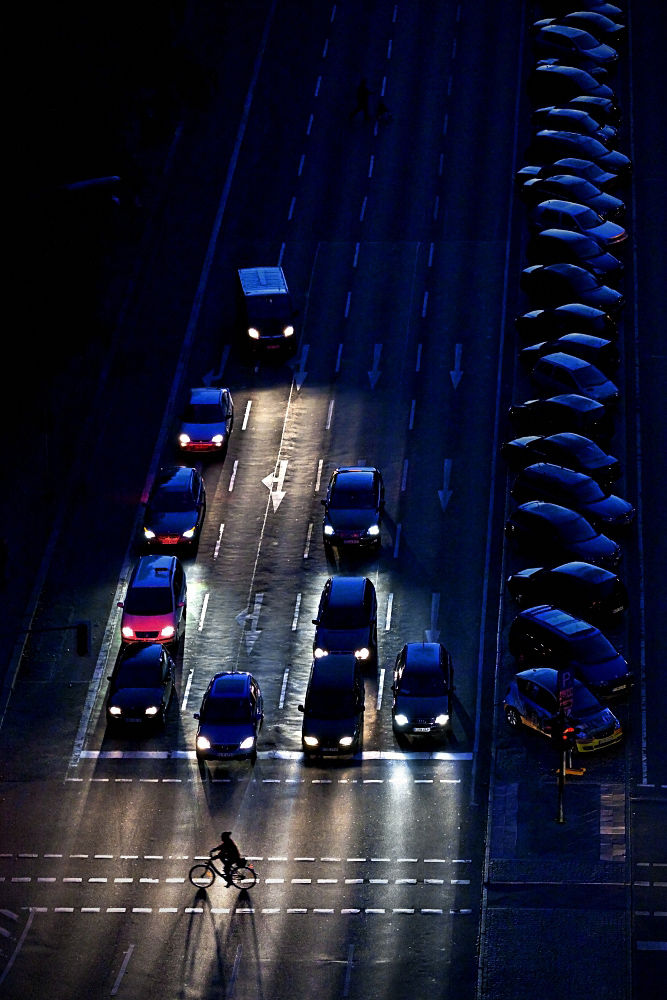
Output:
425,593,441,643
291,344,309,390
368,344,382,388
438,459,453,511
450,344,463,388
261,460,288,511
202,345,230,387
235,593,264,653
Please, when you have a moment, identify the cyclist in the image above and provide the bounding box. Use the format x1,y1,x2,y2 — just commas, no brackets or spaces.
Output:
210,831,244,886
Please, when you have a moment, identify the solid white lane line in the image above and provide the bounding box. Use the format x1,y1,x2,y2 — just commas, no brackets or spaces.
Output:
213,523,224,559
343,945,355,997
409,399,416,429
228,460,239,491
303,523,314,559
428,242,434,266
307,114,314,135
279,669,289,709
415,344,422,371
401,460,408,491
314,76,322,97
198,593,209,632
385,594,393,631
393,524,402,559
376,668,385,711
181,669,194,711
322,39,329,57
326,400,334,430
315,458,324,491
288,197,296,220
421,292,428,317
291,594,301,631
360,197,367,221
242,400,252,430
368,155,374,178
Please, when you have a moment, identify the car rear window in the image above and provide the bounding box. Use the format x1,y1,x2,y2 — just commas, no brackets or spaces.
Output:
183,404,224,422
124,588,173,616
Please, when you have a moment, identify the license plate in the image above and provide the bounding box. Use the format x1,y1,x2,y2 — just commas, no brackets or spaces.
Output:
612,607,623,613
343,539,359,545
125,718,142,724
160,538,179,545
612,685,626,692
323,748,338,752
413,727,431,733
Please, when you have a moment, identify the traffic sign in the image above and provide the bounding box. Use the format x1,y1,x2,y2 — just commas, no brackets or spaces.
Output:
557,668,574,715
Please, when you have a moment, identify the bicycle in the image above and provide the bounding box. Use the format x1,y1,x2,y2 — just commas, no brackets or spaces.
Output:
189,856,258,890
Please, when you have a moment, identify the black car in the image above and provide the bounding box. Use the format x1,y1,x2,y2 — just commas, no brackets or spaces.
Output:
515,303,617,343
502,433,620,485
565,95,621,126
525,231,623,283
392,643,454,740
504,667,622,753
516,158,620,192
530,352,620,406
511,463,634,530
521,175,624,220
532,26,618,71
530,107,617,144
322,467,384,549
527,64,615,105
194,672,263,764
529,201,626,247
505,501,621,569
524,132,631,179
143,466,206,547
509,394,612,440
106,643,175,726
313,576,378,664
539,2,623,19
508,604,632,699
534,13,625,47
507,561,629,620
299,655,365,757
521,264,624,312
520,333,619,374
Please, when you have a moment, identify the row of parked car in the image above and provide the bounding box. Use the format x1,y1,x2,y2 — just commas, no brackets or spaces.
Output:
501,0,633,754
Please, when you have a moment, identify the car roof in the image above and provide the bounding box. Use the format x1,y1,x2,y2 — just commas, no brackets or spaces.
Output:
188,387,224,405
520,604,597,636
333,468,376,488
536,200,592,216
515,666,589,696
118,643,164,666
132,555,177,588
327,576,368,606
558,333,607,347
539,352,591,371
404,643,445,669
521,462,590,486
311,655,359,687
209,672,251,697
535,228,591,245
518,501,581,523
549,394,603,412
155,466,194,491
552,561,614,583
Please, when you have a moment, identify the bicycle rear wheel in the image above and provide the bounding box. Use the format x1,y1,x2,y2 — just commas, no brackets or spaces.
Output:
189,863,215,889
230,866,257,889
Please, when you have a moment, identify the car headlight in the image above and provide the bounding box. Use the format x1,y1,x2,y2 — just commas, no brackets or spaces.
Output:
145,706,159,716
394,714,409,726
179,433,190,444
160,626,176,638
248,328,260,340
121,626,134,639
323,525,334,536
109,706,122,716
339,736,354,746
354,647,370,660
182,528,196,539
283,325,294,337
303,736,319,747
314,647,328,658
211,434,223,444
239,736,255,750
196,736,211,750
435,714,449,726
143,528,156,539
366,524,380,536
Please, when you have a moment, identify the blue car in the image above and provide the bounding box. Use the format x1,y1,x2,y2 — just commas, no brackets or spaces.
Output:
194,672,263,766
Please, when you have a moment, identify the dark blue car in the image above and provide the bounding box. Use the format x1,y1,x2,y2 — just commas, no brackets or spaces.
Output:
194,672,263,766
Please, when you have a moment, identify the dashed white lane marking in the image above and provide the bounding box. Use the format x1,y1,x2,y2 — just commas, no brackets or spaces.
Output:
326,399,335,430
452,38,457,58
75,748,471,761
331,5,336,23
322,39,328,58
288,197,296,220
381,76,387,97
415,344,422,371
353,242,360,267
315,458,324,491
387,39,392,58
303,522,314,558
279,669,289,709
421,292,428,317
213,522,224,559
443,114,448,136
433,196,439,220
306,114,314,135
385,594,393,631
314,76,321,97
291,593,301,631
278,242,285,266
198,593,209,632
392,4,398,22
360,197,367,221
456,4,461,21
228,460,238,491
376,668,386,711
241,400,252,430
409,399,416,430
368,155,374,178
344,292,351,318
393,524,402,558
428,242,435,266
447,75,452,95
401,460,408,491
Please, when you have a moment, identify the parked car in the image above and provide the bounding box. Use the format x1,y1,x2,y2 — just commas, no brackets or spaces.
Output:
530,107,617,144
521,175,624,220
507,561,629,620
533,12,625,47
194,672,264,765
538,2,623,18
516,157,620,192
524,132,631,180
525,231,623,283
321,467,385,550
178,387,233,454
509,394,612,440
502,432,620,485
505,501,621,569
106,643,175,727
392,643,454,740
119,555,187,645
299,655,365,757
313,576,378,663
511,463,634,530
530,352,620,406
527,64,615,105
504,667,622,753
521,264,624,313
515,304,617,343
520,333,619,374
508,604,632,699
529,200,626,246
143,466,206,547
532,25,618,72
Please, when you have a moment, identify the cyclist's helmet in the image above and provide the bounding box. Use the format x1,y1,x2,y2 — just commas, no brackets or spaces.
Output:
221,831,232,839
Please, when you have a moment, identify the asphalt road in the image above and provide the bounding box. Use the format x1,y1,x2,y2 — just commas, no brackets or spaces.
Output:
1,0,665,997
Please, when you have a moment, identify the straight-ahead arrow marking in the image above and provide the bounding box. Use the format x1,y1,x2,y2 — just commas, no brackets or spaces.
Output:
425,592,440,643
262,460,288,511
368,344,382,389
292,344,309,390
245,593,264,652
203,344,231,387
450,344,463,388
438,459,453,512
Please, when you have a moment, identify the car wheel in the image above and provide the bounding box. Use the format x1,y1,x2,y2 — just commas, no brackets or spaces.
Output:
505,706,521,728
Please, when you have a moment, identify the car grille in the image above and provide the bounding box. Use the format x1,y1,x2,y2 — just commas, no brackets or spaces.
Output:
135,630,159,639
592,722,616,740
412,718,436,727
211,744,239,753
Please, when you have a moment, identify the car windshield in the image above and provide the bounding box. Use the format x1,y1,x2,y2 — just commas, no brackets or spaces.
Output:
570,479,605,502
248,295,292,319
573,180,598,198
320,606,368,629
578,367,608,387
306,685,357,719
399,668,447,698
182,404,224,423
116,661,162,688
575,237,603,257
572,685,602,714
577,207,602,227
149,491,194,512
202,697,251,723
124,588,173,615
561,516,596,542
330,486,375,509
573,272,598,290
577,32,600,51
569,633,615,663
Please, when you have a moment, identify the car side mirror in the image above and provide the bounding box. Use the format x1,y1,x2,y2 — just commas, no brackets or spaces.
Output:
107,676,113,682
297,704,304,713
312,619,319,626
390,683,395,692
193,713,200,720
117,601,124,608
177,601,185,608
320,499,326,506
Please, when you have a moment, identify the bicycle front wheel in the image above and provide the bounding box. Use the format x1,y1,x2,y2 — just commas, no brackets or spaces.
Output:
189,863,215,889
231,866,257,890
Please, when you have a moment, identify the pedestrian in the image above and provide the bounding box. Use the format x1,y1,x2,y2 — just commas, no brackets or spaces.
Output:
350,78,373,121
